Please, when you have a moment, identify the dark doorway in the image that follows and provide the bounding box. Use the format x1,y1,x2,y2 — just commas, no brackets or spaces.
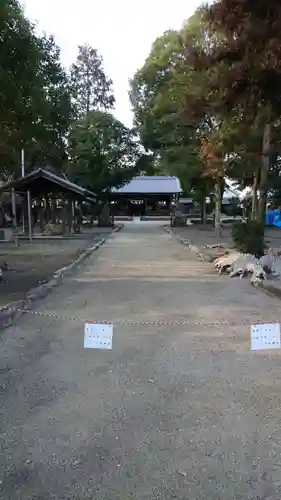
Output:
128,201,145,217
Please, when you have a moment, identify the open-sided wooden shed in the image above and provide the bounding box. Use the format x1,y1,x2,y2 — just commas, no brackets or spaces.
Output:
0,168,96,239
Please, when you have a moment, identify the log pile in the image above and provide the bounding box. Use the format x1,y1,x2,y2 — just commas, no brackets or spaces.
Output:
213,248,278,284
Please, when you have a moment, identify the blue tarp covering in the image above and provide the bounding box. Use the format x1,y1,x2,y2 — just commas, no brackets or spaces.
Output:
266,209,281,226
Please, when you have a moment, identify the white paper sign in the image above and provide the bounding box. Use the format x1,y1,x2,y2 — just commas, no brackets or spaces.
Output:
251,323,281,350
84,323,113,349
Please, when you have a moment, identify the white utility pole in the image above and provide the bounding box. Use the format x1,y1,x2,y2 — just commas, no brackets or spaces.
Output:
21,149,25,232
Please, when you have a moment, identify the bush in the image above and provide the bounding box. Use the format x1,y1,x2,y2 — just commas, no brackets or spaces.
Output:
231,219,265,257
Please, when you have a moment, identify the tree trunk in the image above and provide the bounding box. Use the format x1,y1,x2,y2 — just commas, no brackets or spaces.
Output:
214,178,222,237
219,178,225,212
62,199,67,233
86,71,90,116
38,199,45,232
257,122,271,222
98,201,112,227
251,166,259,219
200,197,207,224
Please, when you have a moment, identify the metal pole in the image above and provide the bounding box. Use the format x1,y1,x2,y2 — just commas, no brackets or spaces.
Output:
27,190,32,242
21,149,25,232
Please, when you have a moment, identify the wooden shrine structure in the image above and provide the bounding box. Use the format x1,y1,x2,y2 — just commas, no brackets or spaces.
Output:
0,168,96,240
109,176,181,217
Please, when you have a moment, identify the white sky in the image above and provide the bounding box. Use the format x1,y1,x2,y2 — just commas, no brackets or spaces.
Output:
20,0,202,127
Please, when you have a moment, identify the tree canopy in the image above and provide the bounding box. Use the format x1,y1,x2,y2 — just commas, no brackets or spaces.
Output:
67,110,143,195
0,0,72,176
197,0,281,220
5,0,281,224
130,9,228,230
130,1,281,230
1,2,142,197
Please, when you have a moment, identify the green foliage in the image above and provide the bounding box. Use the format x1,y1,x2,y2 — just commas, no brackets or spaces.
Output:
198,0,281,221
0,0,39,171
129,8,247,202
70,44,115,118
25,34,73,169
232,220,265,257
135,153,155,175
204,0,281,118
130,1,281,229
67,111,143,194
0,0,73,176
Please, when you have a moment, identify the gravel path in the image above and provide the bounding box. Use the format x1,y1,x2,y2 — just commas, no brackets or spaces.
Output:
1,222,281,499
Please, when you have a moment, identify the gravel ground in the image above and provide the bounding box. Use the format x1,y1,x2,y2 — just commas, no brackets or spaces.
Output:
1,222,281,499
0,228,113,305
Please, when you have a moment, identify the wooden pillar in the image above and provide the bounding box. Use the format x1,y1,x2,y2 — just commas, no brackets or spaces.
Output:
21,193,27,233
76,201,82,232
39,198,45,232
11,189,17,229
45,197,51,223
27,190,32,242
51,196,57,224
67,197,73,233
72,199,76,233
61,197,67,233
72,199,75,229
156,199,159,216
143,199,147,217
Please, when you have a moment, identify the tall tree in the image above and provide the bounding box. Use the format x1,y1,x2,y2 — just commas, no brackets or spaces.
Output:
70,44,115,118
67,110,142,194
20,34,73,171
130,11,223,225
25,34,73,170
0,0,41,174
0,0,73,176
131,6,272,232
199,0,281,221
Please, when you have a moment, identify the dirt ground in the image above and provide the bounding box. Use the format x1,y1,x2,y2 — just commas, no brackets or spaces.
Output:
0,228,113,306
170,224,281,254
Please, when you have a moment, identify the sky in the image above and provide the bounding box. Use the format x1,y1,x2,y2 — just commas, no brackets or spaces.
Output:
20,0,202,127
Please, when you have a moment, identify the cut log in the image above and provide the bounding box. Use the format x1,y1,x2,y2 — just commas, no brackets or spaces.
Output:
228,254,257,278
259,249,274,272
251,264,266,284
214,251,241,274
213,249,275,282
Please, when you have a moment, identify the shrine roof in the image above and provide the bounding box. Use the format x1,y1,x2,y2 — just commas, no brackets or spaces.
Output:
111,176,181,195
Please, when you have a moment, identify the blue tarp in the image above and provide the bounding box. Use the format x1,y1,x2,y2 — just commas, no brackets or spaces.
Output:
266,209,281,226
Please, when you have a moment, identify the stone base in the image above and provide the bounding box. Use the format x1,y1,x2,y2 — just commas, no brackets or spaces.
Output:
170,216,187,227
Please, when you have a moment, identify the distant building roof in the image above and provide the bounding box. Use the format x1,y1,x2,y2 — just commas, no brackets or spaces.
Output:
111,176,181,195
